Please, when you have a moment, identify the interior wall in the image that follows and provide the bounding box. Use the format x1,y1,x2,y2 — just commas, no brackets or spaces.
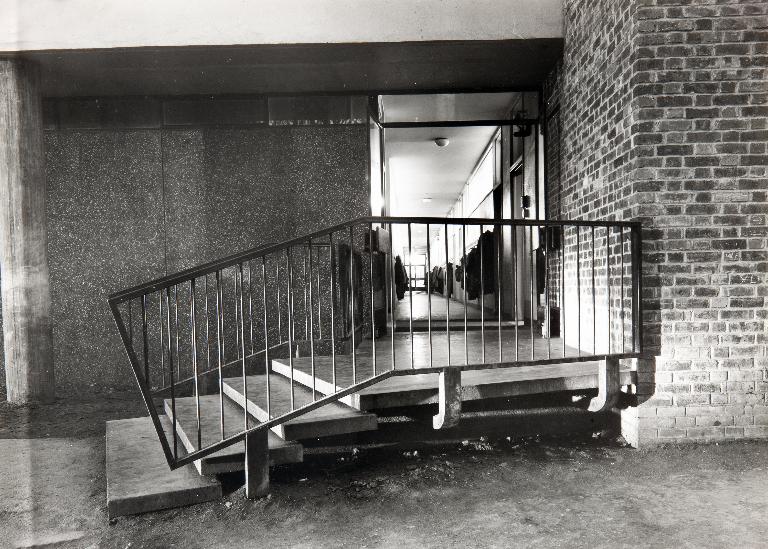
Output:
0,96,369,396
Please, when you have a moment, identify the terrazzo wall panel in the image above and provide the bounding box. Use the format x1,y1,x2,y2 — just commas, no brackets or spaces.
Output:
162,125,368,272
0,101,369,395
44,130,167,392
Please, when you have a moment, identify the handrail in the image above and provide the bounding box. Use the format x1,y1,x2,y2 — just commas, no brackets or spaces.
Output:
110,214,643,472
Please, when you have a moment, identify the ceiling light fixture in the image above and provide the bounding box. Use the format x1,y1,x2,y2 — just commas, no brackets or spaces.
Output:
422,197,432,203
434,137,449,147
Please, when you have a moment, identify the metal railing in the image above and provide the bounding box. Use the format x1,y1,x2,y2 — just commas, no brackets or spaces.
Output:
109,216,643,469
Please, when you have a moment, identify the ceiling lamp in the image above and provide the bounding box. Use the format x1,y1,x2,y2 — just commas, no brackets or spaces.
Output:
422,197,432,203
434,137,449,147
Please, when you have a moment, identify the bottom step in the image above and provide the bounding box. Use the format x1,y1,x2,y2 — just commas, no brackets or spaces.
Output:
164,395,303,474
106,416,222,518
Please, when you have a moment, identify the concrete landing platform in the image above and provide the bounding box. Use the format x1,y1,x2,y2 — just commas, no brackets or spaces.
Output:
272,357,634,411
106,416,222,518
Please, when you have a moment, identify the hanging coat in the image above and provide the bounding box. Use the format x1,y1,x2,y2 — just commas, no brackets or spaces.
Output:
394,255,409,300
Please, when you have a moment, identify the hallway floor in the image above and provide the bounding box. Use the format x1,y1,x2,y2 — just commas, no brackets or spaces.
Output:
395,291,485,322
2,395,767,548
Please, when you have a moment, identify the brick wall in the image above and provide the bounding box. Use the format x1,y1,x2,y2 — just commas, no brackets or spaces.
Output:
557,0,768,445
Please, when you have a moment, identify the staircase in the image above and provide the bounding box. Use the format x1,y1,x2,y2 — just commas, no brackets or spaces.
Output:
106,216,643,517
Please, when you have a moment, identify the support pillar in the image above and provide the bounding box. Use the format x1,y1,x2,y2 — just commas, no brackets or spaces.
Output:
0,58,55,403
244,428,269,498
587,358,620,413
433,367,461,429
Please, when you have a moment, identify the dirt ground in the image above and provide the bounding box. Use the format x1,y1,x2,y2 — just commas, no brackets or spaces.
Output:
2,393,768,549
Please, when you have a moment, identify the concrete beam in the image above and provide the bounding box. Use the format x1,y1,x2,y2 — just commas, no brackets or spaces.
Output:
0,58,54,403
1,0,563,52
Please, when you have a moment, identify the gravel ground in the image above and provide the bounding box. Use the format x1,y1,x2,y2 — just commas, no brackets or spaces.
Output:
2,393,768,549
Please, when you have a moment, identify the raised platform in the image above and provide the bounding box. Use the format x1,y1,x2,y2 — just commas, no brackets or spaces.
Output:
271,356,635,411
163,395,303,474
223,374,378,440
106,416,222,518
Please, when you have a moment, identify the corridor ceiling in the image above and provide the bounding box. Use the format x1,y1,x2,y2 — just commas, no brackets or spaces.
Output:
387,125,498,218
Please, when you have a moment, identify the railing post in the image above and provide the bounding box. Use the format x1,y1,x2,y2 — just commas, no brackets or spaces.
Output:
631,224,643,354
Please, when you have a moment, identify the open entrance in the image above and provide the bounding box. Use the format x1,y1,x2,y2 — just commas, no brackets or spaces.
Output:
372,92,545,339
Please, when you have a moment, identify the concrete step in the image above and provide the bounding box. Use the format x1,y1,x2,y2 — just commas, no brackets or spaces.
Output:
106,416,222,518
163,395,303,475
271,356,635,411
222,374,378,440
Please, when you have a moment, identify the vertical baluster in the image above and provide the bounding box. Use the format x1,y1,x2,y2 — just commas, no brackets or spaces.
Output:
479,223,485,363
248,261,254,357
141,295,149,386
513,220,519,361
219,273,226,364
204,275,211,387
286,248,295,410
390,224,397,371
561,225,566,359
308,238,316,400
607,226,612,355
620,227,626,354
276,257,282,346
303,251,309,342
529,225,535,361
165,287,177,460
215,271,225,440
631,224,642,353
426,223,433,367
545,225,551,360
261,257,271,418
407,223,414,369
576,227,581,357
591,226,597,355
190,279,201,450
174,285,181,383
238,264,248,434
497,222,502,362
445,223,451,366
329,232,338,387
233,268,240,361
127,299,133,345
159,292,166,387
369,222,377,376
349,226,357,382
462,224,468,365
318,250,324,341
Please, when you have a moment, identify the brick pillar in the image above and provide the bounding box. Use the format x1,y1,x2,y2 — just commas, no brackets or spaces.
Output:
0,58,55,403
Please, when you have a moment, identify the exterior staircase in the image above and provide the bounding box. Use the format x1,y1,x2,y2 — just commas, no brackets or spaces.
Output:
106,216,643,517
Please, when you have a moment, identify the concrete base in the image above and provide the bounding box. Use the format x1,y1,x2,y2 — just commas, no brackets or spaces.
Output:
106,416,222,518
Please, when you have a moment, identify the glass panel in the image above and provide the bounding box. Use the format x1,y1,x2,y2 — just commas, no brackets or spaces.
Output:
380,92,521,123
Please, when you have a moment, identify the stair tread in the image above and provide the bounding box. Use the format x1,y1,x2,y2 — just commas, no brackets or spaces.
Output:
163,394,302,474
222,374,377,440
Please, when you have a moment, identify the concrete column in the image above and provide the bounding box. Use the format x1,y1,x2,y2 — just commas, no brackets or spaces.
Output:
0,58,55,403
